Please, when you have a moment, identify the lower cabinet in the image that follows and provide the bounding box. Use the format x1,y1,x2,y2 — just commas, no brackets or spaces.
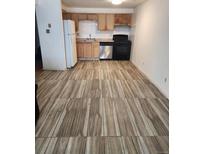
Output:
83,43,92,58
92,42,100,58
76,43,84,58
77,42,99,60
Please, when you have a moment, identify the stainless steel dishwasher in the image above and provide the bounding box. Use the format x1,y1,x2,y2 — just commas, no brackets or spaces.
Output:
99,42,113,60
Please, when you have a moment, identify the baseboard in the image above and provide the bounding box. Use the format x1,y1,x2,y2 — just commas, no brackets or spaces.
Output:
78,58,99,61
130,60,169,99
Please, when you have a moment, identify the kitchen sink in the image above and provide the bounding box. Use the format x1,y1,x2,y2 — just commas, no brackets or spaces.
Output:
84,38,96,42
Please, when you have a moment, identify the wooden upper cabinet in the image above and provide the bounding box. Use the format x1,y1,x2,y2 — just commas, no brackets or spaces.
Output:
78,14,87,20
115,14,122,25
64,13,131,31
106,14,114,30
77,14,98,21
62,13,71,20
125,14,131,25
77,43,84,58
83,43,92,58
98,14,106,31
62,9,67,13
98,14,115,31
92,42,100,58
71,14,79,31
114,14,132,26
87,14,98,21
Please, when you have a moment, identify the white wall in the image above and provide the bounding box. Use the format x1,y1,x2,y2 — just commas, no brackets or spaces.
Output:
36,0,66,70
130,0,169,98
78,20,131,39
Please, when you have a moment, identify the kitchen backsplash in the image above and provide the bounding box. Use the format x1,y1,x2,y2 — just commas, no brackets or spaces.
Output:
77,20,131,39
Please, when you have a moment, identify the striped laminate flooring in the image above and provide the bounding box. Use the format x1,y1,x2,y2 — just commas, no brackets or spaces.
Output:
36,61,169,154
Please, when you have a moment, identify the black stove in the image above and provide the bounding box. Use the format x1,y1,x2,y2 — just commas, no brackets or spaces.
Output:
112,34,131,60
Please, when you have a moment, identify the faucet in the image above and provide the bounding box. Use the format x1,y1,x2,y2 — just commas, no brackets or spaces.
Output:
89,34,91,40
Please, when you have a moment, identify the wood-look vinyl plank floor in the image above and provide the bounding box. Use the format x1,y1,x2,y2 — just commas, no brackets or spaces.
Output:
36,61,169,154
36,136,168,154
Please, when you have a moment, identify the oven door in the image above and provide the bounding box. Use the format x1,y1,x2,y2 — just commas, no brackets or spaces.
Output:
113,41,131,60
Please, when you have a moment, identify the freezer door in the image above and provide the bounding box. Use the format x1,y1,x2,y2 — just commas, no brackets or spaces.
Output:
71,34,77,66
63,20,76,35
70,21,76,34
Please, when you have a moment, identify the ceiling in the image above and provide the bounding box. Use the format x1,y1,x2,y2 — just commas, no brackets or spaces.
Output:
62,0,145,8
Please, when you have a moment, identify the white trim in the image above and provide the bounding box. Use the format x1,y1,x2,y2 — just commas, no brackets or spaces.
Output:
62,6,134,14
131,60,169,99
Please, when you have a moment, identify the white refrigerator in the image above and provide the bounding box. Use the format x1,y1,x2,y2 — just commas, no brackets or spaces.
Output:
63,20,77,68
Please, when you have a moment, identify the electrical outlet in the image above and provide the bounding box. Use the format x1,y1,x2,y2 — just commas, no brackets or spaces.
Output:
48,23,51,28
46,29,50,33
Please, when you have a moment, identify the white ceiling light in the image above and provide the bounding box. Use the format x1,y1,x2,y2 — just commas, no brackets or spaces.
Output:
112,0,124,5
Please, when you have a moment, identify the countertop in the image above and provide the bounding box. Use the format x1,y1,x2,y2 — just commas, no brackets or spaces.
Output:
76,38,113,43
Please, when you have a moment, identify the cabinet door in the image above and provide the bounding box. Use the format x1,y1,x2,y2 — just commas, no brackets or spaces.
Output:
123,14,131,25
77,43,84,58
83,43,92,58
126,14,132,26
121,15,128,24
62,13,71,20
98,14,106,31
92,42,100,58
78,14,87,20
71,14,79,31
114,14,131,25
106,14,114,30
114,14,121,25
87,14,97,21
